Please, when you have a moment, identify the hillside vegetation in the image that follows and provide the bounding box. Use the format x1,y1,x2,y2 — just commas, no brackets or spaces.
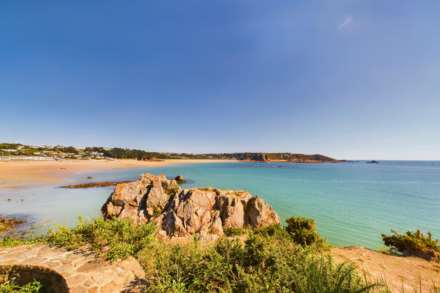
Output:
0,143,340,162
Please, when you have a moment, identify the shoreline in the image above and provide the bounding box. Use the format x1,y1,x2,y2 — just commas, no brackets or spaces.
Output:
0,159,236,189
1,160,439,290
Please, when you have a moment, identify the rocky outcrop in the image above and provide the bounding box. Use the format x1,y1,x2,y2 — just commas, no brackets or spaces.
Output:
102,173,280,239
0,216,24,234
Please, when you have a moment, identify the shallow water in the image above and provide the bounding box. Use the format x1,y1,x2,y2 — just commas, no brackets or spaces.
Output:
1,161,439,248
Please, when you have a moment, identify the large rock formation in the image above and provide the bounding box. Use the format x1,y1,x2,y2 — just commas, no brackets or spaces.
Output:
102,173,280,239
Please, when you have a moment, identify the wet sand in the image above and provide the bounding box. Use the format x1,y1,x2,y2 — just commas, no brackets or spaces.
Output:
0,159,235,189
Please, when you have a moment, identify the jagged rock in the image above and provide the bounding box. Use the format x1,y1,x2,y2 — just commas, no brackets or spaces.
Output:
246,197,280,228
102,173,180,225
102,173,280,239
217,191,251,229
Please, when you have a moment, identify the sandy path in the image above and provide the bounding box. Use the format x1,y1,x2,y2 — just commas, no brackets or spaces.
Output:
332,247,440,292
0,159,235,189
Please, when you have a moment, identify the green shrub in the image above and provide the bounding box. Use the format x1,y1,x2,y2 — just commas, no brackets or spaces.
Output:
285,216,323,246
138,233,380,292
45,217,155,261
0,218,155,262
0,237,40,248
289,256,377,293
224,227,246,237
381,230,440,262
253,224,291,241
0,278,42,293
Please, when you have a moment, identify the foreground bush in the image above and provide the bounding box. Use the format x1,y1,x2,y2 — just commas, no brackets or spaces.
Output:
139,233,380,292
0,278,42,293
44,217,156,261
0,215,385,292
382,229,440,262
285,216,323,246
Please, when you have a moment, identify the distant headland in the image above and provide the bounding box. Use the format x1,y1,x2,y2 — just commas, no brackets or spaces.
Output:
0,142,341,163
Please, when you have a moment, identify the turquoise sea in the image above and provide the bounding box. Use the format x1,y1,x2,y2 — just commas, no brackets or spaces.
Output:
1,161,439,248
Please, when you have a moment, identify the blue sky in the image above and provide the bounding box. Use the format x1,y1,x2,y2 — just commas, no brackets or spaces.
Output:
1,1,439,160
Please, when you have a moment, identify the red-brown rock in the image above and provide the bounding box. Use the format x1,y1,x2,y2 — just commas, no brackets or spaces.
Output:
102,173,280,239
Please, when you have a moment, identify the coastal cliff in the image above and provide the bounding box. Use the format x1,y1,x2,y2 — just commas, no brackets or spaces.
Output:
102,173,280,240
232,152,341,163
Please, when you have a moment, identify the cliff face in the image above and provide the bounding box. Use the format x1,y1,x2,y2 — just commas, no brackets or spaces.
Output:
102,173,280,240
232,153,340,163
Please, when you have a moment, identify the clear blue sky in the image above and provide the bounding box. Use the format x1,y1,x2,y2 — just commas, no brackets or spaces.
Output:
1,1,439,160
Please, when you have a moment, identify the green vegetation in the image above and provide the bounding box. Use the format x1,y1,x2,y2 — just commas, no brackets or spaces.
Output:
0,142,339,162
285,216,323,246
84,147,155,160
0,143,22,150
0,278,42,293
54,146,78,154
382,230,440,262
137,218,381,292
224,227,246,237
139,233,379,292
45,217,156,261
0,216,385,292
1,217,156,262
0,237,39,247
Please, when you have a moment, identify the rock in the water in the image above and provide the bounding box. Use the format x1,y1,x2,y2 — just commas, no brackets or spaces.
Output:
102,173,280,239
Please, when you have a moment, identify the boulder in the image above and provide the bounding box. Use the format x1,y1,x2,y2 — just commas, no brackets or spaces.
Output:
102,173,280,239
246,197,280,228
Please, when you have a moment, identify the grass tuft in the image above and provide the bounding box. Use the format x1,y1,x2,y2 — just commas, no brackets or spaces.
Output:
45,217,156,261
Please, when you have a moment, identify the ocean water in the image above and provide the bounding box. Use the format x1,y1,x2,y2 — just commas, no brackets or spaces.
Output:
1,161,439,248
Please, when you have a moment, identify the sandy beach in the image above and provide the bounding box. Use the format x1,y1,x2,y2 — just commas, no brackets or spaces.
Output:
0,159,234,189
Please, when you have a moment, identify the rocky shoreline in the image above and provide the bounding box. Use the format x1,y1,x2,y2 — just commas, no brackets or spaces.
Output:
60,180,132,189
0,216,24,234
